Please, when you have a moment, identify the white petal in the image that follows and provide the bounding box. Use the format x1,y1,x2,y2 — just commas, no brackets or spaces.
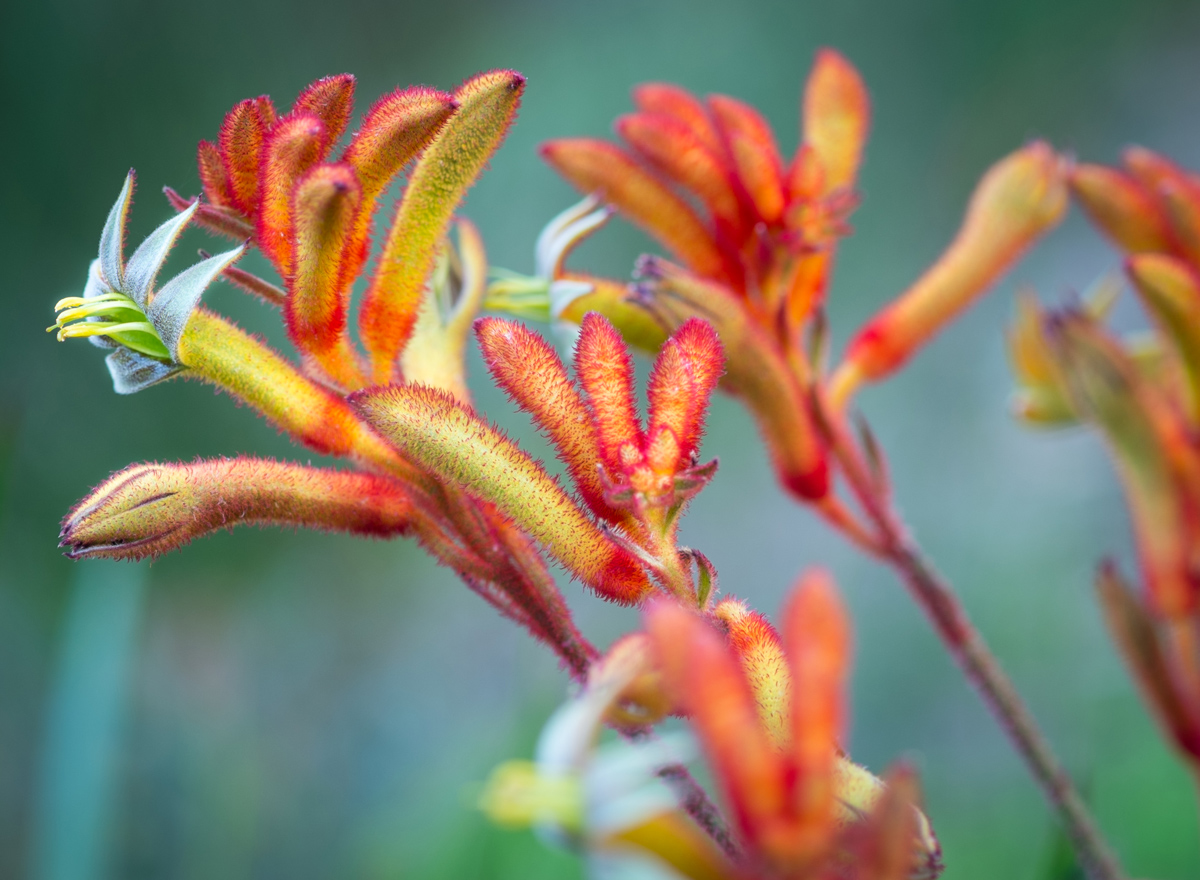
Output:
81,259,109,299
536,693,609,777
588,734,694,803
535,195,606,278
587,784,679,841
99,172,134,290
123,200,198,306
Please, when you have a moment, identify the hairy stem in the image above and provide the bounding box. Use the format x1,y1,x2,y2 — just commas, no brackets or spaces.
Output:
621,721,742,864
657,763,742,864
882,536,1126,880
820,400,1127,880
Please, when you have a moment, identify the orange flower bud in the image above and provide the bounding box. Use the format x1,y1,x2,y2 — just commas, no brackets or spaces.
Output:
708,95,786,225
1127,253,1200,419
287,163,366,389
291,74,356,145
1070,163,1171,254
801,48,870,197
360,71,524,383
217,95,275,216
257,113,329,273
835,142,1068,402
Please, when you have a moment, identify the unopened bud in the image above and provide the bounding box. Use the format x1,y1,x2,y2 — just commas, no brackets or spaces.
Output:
834,142,1068,403
1071,163,1171,254
60,458,412,560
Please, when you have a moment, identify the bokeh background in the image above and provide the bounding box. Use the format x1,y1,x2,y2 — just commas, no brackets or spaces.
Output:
3,1,1200,877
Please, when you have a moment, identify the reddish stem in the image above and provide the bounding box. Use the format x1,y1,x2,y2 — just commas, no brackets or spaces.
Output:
817,396,1128,880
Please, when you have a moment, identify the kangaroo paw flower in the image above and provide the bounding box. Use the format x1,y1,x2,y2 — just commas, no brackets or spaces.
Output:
50,171,244,393
646,572,942,878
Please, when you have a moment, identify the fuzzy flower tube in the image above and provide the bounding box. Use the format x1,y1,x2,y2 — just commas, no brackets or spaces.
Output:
486,50,1128,880
53,71,619,678
50,59,1161,880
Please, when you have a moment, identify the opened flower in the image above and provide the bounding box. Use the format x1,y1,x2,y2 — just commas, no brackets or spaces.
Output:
517,49,1067,506
49,173,244,393
646,571,942,879
481,634,732,880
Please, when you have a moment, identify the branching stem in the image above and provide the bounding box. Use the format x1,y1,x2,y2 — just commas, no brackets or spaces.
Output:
818,396,1128,880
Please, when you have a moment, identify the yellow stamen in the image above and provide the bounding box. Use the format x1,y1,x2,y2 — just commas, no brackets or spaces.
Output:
57,320,158,341
50,289,171,360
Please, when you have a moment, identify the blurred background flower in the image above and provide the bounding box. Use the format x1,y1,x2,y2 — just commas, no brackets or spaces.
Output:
3,0,1200,877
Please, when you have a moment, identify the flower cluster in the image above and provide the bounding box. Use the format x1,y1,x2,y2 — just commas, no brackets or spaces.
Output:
53,71,625,678
54,55,1163,880
483,573,941,880
1008,147,1200,778
521,49,1067,519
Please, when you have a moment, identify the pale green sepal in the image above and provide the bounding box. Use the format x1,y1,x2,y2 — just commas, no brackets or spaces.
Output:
485,270,552,321
99,173,134,290
105,348,184,395
148,244,244,358
124,200,199,306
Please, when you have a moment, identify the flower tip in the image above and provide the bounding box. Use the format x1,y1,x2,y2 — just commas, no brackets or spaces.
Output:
781,460,831,501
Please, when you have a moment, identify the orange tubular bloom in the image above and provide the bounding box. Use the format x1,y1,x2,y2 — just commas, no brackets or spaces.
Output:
645,572,941,878
59,72,617,678
538,50,878,502
476,314,726,601
835,142,1069,404
538,51,1069,506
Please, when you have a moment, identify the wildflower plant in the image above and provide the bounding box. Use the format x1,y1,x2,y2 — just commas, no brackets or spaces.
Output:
1009,147,1200,788
46,51,1188,880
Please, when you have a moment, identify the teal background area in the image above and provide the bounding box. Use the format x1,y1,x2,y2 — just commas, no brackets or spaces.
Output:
2,0,1199,877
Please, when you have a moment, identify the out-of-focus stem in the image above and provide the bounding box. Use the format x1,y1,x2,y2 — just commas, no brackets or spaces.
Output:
657,763,742,865
814,494,884,558
819,401,1128,880
881,537,1126,880
621,721,742,864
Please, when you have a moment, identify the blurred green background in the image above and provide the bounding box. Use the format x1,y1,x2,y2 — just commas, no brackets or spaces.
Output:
3,0,1199,877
